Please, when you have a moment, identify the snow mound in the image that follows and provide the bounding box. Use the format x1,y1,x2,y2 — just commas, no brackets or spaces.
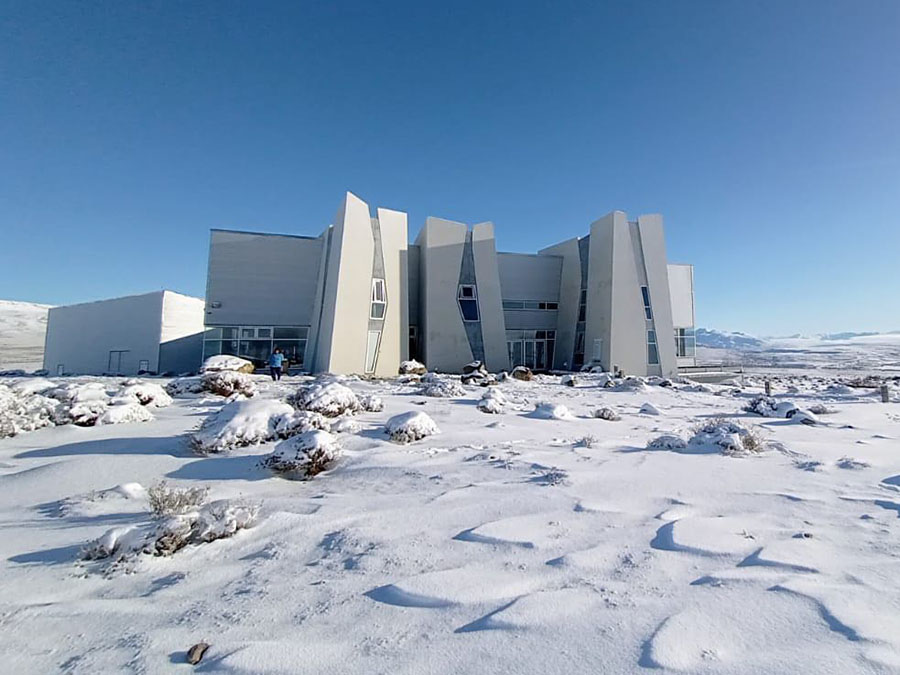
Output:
96,401,155,426
273,409,331,437
418,376,467,398
46,383,112,426
8,377,56,396
83,499,260,564
647,434,688,450
331,417,362,434
358,393,384,412
647,419,763,455
614,376,649,392
0,385,59,438
201,355,255,373
165,376,205,397
477,388,508,414
743,395,798,418
561,374,577,387
530,402,575,420
262,430,342,479
290,382,361,417
787,408,820,426
117,381,172,407
688,418,763,455
385,411,440,443
191,398,297,453
640,402,662,416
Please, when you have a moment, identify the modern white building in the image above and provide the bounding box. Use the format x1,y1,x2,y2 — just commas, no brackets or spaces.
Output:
43,291,205,376
203,192,696,377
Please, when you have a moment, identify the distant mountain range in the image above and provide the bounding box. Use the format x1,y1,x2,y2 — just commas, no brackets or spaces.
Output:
696,327,900,351
694,328,766,350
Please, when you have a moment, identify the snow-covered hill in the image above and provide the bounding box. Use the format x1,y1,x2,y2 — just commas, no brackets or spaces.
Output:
695,328,766,350
696,327,900,374
0,300,52,372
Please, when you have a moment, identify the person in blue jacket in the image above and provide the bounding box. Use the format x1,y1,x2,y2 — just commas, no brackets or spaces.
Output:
268,348,285,381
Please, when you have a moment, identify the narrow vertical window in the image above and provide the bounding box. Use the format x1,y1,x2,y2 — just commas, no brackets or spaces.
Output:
647,329,659,365
458,285,479,321
641,286,653,321
370,279,386,319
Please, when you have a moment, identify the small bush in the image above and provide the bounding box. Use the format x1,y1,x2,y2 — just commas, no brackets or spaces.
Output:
359,394,384,412
289,382,361,417
576,435,597,448
385,411,440,443
647,434,687,450
148,481,209,518
592,407,620,421
201,371,257,398
689,417,764,455
263,430,342,478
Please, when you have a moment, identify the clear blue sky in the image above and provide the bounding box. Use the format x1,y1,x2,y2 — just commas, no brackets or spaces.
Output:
2,1,898,335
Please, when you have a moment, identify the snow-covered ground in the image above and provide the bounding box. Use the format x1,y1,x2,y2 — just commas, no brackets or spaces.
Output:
0,300,51,372
2,370,900,673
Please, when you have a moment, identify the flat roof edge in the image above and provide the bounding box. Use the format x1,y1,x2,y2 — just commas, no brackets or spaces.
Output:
210,228,321,241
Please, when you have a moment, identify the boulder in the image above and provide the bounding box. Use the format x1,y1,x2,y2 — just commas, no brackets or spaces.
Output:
510,366,533,381
462,361,488,375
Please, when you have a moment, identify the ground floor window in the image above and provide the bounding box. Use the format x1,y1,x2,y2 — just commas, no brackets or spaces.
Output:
573,329,585,369
203,326,308,368
507,330,555,371
675,327,696,357
365,330,381,374
647,330,659,365
409,325,418,361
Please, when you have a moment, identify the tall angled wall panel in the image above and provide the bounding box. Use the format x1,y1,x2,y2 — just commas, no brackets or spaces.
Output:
314,192,375,374
585,214,617,371
471,222,508,371
419,217,472,372
538,238,580,369
590,212,647,375
375,207,408,375
637,215,678,376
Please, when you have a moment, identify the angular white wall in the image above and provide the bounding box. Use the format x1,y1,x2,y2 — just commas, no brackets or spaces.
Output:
637,214,678,377
538,238,581,369
375,207,409,375
471,222,508,371
416,217,472,371
309,193,407,376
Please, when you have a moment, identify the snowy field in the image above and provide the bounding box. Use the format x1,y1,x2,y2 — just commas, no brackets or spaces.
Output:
1,368,900,673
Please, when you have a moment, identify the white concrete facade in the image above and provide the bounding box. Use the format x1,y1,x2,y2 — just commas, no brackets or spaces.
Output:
43,291,204,376
203,193,696,377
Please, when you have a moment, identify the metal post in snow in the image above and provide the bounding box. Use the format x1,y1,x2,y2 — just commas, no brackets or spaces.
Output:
765,380,772,396
881,385,890,403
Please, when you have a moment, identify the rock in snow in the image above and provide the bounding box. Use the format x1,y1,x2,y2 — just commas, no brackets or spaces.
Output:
201,355,255,374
